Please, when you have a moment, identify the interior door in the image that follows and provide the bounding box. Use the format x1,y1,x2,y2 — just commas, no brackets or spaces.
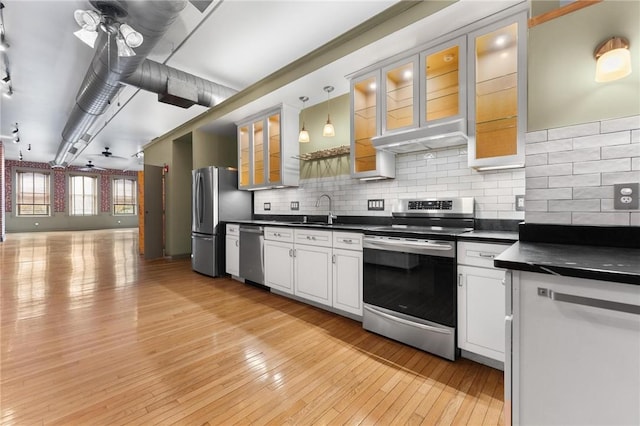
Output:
144,165,164,260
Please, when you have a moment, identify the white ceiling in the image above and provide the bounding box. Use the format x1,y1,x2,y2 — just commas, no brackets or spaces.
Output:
0,0,522,172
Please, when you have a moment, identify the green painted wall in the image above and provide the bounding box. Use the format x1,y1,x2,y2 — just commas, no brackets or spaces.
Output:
299,93,351,178
528,1,640,131
169,134,193,257
192,130,237,170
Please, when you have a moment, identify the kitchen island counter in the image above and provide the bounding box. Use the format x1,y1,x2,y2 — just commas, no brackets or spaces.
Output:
495,241,640,285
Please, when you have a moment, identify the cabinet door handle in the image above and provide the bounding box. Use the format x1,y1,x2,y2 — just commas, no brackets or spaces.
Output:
538,287,640,315
332,254,336,264
501,278,505,286
235,240,239,247
479,252,496,258
288,248,293,257
458,273,464,287
292,249,296,258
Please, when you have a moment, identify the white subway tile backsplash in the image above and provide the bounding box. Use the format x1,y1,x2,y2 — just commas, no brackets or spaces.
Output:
524,115,639,227
601,115,640,133
573,131,630,149
572,212,630,226
526,139,573,155
548,199,601,212
547,147,600,164
548,122,599,140
573,158,630,175
601,171,640,185
526,130,548,143
526,163,573,178
526,153,548,166
601,143,640,159
548,173,600,188
526,188,573,200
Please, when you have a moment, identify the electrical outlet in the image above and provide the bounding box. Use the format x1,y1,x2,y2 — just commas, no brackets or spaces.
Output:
290,201,299,211
613,183,639,210
515,195,525,211
263,202,271,211
367,199,385,211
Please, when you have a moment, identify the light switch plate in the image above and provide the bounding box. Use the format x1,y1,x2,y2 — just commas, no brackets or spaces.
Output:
290,201,299,211
368,199,384,211
263,202,271,211
613,183,639,210
515,195,525,211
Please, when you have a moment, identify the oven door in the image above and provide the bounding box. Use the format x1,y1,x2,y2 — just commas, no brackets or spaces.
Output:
362,236,456,327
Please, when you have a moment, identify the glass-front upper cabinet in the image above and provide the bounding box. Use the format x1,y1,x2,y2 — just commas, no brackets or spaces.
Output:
237,105,299,190
468,13,526,169
382,59,419,134
350,71,395,179
420,36,466,126
239,125,250,187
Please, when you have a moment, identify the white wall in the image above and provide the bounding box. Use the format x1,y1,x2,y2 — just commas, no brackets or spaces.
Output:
254,146,525,220
524,115,640,226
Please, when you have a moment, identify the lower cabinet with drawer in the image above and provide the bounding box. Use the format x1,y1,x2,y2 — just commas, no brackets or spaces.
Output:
457,240,511,367
225,223,240,276
264,227,363,317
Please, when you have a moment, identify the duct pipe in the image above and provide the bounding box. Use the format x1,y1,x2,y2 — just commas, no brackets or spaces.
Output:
123,59,237,107
52,0,187,167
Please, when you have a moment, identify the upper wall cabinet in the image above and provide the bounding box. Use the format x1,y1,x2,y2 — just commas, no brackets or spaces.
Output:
468,13,527,170
420,36,467,127
382,58,419,133
350,71,396,180
237,104,299,190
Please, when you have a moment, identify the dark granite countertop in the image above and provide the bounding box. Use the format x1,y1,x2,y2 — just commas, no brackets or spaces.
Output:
228,220,376,232
458,230,518,244
494,241,640,285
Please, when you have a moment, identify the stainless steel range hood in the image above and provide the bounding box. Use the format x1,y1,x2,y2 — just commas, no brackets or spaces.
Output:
371,118,467,154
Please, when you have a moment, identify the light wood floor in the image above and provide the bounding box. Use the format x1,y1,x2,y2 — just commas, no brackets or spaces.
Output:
0,229,504,425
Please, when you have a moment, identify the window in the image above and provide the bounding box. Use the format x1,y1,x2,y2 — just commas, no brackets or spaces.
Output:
16,171,51,216
69,175,97,216
112,178,137,215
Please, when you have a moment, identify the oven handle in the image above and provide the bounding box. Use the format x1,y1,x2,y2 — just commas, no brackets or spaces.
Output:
364,305,451,335
363,237,453,255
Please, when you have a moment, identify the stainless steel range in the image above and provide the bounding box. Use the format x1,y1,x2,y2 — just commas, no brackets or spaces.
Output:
362,197,474,361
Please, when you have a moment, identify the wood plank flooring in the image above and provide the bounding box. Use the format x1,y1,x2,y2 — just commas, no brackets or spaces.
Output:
0,229,504,425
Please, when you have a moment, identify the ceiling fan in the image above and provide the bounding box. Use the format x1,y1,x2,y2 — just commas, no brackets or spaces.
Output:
89,147,126,160
73,3,144,57
78,160,106,172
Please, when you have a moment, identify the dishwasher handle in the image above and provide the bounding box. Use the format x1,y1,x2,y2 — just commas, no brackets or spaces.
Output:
239,225,264,235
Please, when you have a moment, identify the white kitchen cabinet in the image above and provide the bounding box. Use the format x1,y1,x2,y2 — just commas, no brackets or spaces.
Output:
332,232,363,316
264,227,294,294
349,71,396,180
225,223,240,276
294,229,332,307
510,271,640,426
457,241,510,364
236,104,299,190
467,12,527,170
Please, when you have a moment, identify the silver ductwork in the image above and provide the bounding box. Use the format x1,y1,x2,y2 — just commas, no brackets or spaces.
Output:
123,59,237,108
52,0,236,168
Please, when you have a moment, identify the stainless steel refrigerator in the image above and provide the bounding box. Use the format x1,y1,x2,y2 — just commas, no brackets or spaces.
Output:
191,167,251,277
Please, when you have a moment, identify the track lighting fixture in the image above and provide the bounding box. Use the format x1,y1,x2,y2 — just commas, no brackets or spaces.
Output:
0,3,7,51
1,74,9,84
298,96,310,143
19,150,23,161
73,9,144,57
322,86,335,138
3,85,11,98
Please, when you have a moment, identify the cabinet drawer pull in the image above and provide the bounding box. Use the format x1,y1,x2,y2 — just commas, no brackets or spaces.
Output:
343,239,353,244
458,273,464,287
538,287,640,315
479,252,496,258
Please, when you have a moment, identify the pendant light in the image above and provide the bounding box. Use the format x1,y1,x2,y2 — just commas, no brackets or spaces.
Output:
322,86,335,137
298,96,310,143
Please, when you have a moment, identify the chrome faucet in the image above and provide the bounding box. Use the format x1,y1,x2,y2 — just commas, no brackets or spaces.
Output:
315,193,337,224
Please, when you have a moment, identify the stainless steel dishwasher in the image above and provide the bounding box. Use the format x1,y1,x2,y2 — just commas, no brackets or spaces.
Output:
239,225,265,285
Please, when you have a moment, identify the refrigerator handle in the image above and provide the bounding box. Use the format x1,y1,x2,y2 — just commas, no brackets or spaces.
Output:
197,174,204,225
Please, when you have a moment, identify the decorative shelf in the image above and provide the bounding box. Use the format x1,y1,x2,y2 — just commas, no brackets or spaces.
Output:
295,145,350,161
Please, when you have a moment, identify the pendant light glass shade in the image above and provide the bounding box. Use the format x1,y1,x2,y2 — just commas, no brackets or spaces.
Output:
322,119,335,137
298,96,310,143
323,85,335,138
594,37,632,82
119,24,143,48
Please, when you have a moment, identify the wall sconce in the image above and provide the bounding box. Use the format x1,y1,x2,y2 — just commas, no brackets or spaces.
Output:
322,86,335,137
594,37,632,82
298,96,310,143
